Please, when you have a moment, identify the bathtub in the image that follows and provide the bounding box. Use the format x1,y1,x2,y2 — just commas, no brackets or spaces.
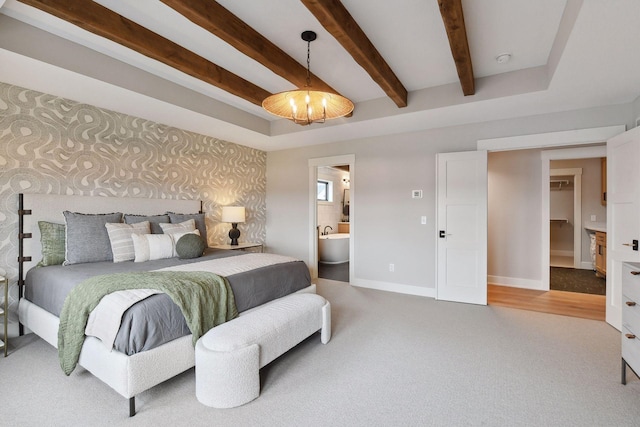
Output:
318,233,350,264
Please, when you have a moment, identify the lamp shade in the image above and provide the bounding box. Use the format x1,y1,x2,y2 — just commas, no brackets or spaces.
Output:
262,30,354,126
262,90,354,125
221,206,245,224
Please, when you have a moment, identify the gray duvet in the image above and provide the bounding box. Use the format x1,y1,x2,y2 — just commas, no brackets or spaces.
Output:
25,249,311,355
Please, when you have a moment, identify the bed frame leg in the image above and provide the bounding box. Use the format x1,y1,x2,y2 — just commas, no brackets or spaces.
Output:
129,397,136,417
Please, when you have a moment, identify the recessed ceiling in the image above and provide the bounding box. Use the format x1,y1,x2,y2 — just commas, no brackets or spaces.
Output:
0,0,639,152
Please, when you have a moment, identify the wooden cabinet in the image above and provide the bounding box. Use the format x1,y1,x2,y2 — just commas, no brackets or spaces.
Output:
595,232,606,277
601,157,607,206
622,262,640,384
337,222,350,233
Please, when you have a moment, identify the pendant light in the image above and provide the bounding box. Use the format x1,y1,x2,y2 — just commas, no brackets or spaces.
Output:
262,31,354,125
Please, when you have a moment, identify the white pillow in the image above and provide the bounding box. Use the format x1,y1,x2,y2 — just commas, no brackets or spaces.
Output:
159,219,196,235
131,233,175,262
105,221,150,263
132,228,201,262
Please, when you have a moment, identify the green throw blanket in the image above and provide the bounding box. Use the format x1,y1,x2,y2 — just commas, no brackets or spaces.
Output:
58,271,238,375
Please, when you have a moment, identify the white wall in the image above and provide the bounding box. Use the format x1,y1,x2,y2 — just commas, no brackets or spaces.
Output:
266,103,633,296
488,149,543,282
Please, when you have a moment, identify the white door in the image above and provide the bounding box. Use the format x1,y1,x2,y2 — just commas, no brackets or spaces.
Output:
607,127,640,330
436,150,487,305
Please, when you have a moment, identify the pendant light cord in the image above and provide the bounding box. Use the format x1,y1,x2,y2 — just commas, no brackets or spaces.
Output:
306,40,311,88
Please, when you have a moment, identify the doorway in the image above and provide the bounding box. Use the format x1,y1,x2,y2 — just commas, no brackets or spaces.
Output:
541,147,607,293
479,126,623,322
486,148,607,319
316,165,350,282
549,168,581,269
308,154,355,283
549,162,606,297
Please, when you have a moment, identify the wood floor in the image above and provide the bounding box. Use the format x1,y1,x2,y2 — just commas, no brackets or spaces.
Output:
488,284,606,321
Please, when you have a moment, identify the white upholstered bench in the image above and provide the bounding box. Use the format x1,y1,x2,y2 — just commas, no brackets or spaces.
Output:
195,293,331,408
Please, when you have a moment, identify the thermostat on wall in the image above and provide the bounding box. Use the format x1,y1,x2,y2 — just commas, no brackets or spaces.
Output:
412,190,423,199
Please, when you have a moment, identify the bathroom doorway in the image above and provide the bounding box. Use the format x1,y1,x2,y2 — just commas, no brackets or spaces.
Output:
308,154,355,284
316,165,350,282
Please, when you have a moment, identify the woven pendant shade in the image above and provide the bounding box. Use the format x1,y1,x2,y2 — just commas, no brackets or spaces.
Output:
262,30,353,126
262,90,353,125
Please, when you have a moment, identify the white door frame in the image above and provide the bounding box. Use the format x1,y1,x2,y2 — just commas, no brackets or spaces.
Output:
308,154,355,281
544,151,604,290
478,125,625,292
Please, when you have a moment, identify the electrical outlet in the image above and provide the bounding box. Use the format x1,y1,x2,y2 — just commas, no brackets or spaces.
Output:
389,263,394,272
590,215,597,222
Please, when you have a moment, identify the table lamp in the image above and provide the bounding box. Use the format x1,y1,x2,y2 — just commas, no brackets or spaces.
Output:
221,206,245,245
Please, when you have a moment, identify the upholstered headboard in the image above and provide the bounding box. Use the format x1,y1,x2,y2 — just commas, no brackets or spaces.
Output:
18,193,201,294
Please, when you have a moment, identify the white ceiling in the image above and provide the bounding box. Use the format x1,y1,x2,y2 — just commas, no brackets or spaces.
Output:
1,0,639,152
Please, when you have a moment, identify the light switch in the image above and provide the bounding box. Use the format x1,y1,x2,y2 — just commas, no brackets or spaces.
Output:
421,216,427,224
590,215,596,221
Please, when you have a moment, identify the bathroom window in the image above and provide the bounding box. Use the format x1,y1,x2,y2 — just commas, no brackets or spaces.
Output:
317,179,333,202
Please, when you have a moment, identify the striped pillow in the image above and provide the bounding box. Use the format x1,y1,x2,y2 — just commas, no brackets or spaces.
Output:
131,233,175,262
159,219,196,235
105,221,150,263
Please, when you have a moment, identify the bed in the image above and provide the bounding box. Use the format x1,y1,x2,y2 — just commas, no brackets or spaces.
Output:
16,193,314,416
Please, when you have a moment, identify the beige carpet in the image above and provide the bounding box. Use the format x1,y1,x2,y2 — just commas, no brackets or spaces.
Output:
3,279,640,426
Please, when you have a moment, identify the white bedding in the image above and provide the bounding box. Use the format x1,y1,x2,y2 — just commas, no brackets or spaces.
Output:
156,253,299,275
85,289,160,350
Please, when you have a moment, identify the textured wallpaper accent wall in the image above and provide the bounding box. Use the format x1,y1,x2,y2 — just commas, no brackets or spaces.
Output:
0,82,266,327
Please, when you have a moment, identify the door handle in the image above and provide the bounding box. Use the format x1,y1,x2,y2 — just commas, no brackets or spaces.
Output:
622,239,639,251
439,230,451,238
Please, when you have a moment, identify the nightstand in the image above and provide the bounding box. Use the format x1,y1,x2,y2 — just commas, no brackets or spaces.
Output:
212,242,263,253
1,276,7,357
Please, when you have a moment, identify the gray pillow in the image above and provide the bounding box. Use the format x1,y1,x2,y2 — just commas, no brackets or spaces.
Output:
175,233,206,259
63,211,123,265
167,212,207,244
124,213,170,234
37,221,66,267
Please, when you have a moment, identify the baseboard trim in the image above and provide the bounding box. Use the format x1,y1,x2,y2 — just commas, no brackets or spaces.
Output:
488,275,543,290
352,278,435,298
580,261,595,270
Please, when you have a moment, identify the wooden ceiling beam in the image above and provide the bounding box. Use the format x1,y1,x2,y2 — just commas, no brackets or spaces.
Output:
438,0,475,96
160,0,340,96
301,0,408,108
18,0,271,106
